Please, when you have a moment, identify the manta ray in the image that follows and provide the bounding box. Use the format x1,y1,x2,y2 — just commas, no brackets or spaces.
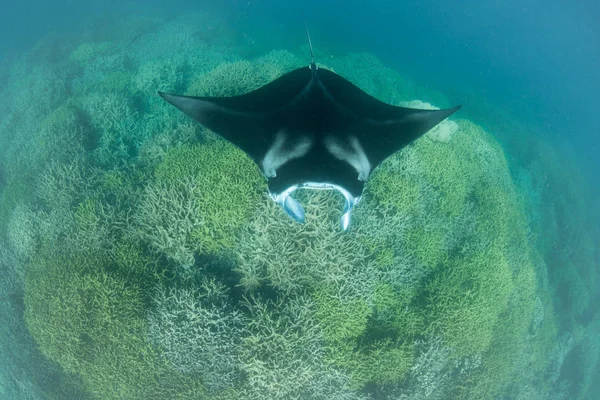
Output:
159,24,461,230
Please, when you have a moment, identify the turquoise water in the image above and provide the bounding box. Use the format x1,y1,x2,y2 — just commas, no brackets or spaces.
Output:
0,2,598,399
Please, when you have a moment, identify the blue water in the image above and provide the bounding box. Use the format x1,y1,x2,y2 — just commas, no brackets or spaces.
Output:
0,1,598,399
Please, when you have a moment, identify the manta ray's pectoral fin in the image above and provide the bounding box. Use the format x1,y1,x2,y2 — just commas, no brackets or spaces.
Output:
316,68,461,168
158,67,315,163
158,92,275,162
360,106,462,167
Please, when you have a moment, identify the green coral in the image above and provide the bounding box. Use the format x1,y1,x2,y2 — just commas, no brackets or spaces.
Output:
366,165,422,215
355,115,546,397
25,249,144,374
186,50,303,97
371,283,423,340
424,247,514,358
148,279,245,393
233,189,416,391
404,224,449,270
24,239,203,400
187,60,262,97
314,284,414,389
455,263,547,399
233,294,362,399
327,339,413,389
234,190,379,296
134,140,264,265
75,92,141,168
69,41,111,64
313,285,372,343
155,141,264,253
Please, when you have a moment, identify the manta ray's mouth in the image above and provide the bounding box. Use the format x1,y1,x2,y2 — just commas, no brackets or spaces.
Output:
269,182,361,231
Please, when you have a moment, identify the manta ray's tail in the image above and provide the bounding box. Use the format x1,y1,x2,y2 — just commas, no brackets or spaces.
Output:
301,12,317,73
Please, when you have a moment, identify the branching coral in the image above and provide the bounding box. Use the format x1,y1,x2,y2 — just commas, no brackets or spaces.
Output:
6,204,37,262
235,190,381,298
0,242,88,400
234,190,415,390
133,176,204,267
24,230,204,400
0,108,89,240
148,279,245,392
353,114,546,397
2,58,69,125
423,247,514,358
186,49,303,97
76,92,141,167
36,158,100,210
133,141,264,266
187,60,262,97
67,37,132,97
385,339,453,400
233,294,364,400
134,58,186,97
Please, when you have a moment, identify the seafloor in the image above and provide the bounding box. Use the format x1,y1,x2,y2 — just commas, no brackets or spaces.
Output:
0,12,598,400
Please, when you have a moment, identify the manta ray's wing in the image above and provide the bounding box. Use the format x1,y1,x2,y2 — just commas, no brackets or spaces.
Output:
317,68,461,169
159,67,313,164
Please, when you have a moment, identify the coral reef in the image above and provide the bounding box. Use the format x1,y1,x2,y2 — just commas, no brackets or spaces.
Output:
133,141,264,267
148,279,245,392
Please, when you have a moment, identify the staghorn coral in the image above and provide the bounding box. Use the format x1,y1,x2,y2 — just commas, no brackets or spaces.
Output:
76,92,141,168
134,57,186,97
148,279,245,392
2,57,69,126
232,294,364,400
235,190,381,299
24,224,204,400
388,339,454,400
133,176,203,267
423,246,515,358
6,204,38,262
186,49,303,97
36,157,100,210
133,141,263,267
187,60,259,97
351,114,547,396
234,190,415,391
0,105,91,239
68,41,112,64
0,242,88,400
